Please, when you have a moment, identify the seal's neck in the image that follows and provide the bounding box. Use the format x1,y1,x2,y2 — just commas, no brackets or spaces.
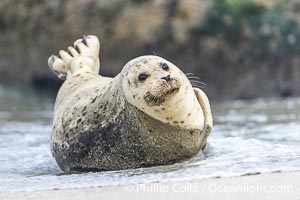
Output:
141,85,205,130
97,75,126,125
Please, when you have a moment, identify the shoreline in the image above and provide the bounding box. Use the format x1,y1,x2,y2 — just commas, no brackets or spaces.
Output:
1,171,299,200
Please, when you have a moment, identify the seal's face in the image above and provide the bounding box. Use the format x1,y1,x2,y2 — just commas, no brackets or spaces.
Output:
122,56,184,106
137,62,182,106
122,55,204,129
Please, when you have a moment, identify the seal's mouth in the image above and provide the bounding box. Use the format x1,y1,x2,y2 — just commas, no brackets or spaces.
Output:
143,76,181,106
164,87,180,96
144,87,180,106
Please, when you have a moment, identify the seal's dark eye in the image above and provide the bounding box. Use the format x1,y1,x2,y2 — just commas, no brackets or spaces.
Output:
161,63,169,71
138,74,148,82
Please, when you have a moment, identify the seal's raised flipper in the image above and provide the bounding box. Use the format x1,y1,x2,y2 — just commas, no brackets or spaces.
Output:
48,35,100,80
194,88,213,148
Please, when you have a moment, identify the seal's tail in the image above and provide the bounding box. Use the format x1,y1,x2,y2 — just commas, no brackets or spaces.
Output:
48,35,100,80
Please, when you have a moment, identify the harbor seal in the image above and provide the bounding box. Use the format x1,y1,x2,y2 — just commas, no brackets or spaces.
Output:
48,35,213,172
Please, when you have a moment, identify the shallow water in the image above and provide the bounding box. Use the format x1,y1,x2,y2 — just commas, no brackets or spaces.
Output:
0,86,300,191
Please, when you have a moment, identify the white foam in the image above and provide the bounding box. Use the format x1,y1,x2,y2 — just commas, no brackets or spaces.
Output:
1,93,300,191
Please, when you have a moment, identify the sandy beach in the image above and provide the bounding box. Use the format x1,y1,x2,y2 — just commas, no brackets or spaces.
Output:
1,171,299,200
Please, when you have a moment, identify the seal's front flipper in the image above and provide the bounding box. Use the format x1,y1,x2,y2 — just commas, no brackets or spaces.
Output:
193,88,213,148
48,35,100,80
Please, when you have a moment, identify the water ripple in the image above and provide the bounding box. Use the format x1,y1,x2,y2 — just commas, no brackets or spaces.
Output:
0,94,300,191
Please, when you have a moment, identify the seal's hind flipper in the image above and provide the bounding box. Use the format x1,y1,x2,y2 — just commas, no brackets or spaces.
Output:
48,35,100,80
48,55,68,80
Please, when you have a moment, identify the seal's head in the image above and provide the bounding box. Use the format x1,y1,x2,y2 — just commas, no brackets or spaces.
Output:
121,55,204,130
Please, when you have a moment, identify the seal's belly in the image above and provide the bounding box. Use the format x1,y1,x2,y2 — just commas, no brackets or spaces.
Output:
51,103,206,172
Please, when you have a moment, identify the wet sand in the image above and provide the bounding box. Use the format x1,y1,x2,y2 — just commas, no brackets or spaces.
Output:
1,171,299,200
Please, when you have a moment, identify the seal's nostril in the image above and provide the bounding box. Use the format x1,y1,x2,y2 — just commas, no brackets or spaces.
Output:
161,75,172,82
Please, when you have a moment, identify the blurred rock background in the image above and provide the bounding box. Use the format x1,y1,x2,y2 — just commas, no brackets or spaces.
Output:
0,0,300,101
